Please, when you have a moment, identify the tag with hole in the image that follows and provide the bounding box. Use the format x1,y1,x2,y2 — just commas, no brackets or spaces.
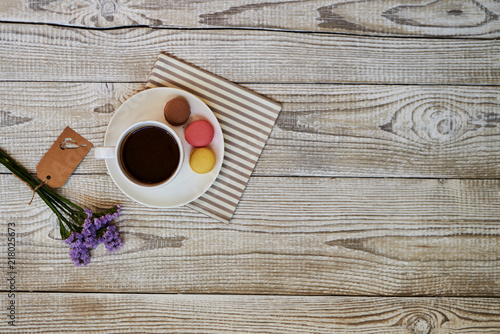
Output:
36,126,93,188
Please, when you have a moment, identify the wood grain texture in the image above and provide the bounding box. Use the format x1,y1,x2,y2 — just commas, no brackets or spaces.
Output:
2,294,500,333
1,82,499,178
0,174,499,295
258,83,500,178
1,23,500,84
1,1,499,332
1,0,500,38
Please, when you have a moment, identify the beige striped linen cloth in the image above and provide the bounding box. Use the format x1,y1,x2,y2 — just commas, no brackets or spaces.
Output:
146,52,282,223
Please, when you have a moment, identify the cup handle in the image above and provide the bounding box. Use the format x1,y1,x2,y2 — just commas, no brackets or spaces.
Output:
94,146,116,159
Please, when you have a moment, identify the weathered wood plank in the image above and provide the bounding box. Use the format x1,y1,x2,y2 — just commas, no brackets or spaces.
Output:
2,294,500,333
258,83,500,178
1,82,499,178
1,23,499,84
0,174,499,295
1,0,500,38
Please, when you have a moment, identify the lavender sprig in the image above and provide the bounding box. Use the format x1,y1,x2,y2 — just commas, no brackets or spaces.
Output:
1,147,123,266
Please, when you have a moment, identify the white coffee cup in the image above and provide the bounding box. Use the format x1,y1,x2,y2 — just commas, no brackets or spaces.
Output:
95,120,184,189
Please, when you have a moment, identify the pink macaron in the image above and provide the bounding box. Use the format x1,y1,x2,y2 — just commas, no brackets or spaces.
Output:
184,120,214,147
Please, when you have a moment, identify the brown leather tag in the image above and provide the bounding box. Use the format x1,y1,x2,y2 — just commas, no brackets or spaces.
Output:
36,127,93,188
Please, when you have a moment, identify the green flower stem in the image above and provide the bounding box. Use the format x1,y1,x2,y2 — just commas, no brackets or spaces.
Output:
1,159,34,184
93,207,117,218
37,193,70,238
49,196,74,216
1,147,84,239
40,183,80,207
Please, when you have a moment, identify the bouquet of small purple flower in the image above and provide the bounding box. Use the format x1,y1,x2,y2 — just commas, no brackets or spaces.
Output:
64,206,123,266
0,147,123,266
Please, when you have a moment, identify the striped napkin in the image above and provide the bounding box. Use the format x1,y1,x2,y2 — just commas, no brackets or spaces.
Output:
146,53,282,223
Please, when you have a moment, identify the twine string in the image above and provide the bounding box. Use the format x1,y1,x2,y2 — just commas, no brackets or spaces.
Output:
29,178,49,205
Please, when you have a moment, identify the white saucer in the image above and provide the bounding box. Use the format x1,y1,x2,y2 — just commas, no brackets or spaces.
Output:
103,87,224,207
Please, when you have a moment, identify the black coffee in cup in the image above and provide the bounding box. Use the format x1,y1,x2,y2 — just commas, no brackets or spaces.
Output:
120,126,181,185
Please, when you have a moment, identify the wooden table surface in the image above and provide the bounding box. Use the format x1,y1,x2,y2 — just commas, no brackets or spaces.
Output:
1,0,500,333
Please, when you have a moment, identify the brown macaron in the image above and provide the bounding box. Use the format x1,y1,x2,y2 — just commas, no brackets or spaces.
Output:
164,96,191,126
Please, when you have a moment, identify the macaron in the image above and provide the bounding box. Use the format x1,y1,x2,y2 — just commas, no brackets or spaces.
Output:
184,120,214,147
164,96,191,126
190,147,216,174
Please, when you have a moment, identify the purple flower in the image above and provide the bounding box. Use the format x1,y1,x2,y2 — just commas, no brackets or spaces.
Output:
105,236,123,253
65,232,84,248
103,225,117,242
69,244,90,267
82,219,102,248
84,236,98,249
93,221,108,245
106,240,122,253
82,220,96,237
84,209,92,219
83,234,98,248
103,224,123,253
63,204,123,266
94,217,104,230
64,232,77,244
100,216,110,225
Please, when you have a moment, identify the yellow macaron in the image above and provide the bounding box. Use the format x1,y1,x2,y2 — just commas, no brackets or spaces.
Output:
189,147,216,174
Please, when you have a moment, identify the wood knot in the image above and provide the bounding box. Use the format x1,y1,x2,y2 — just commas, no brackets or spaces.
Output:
380,101,471,144
447,9,463,16
100,0,117,15
398,309,447,333
381,0,498,28
97,82,116,94
412,106,467,142
0,110,32,127
98,0,117,21
93,103,115,113
410,317,431,334
134,233,187,250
